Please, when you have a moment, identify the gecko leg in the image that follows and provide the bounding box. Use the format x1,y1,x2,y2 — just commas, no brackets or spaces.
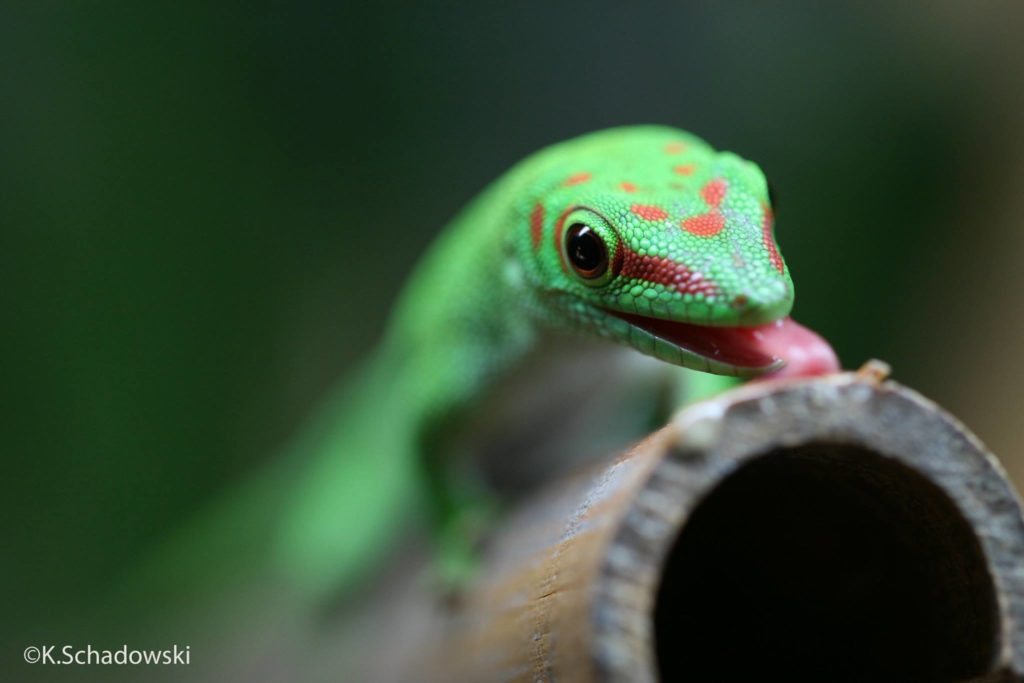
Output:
422,457,500,597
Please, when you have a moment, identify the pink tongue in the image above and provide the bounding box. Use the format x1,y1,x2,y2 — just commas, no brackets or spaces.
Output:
605,309,840,376
750,317,840,379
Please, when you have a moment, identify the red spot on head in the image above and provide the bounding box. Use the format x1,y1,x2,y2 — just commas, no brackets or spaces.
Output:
762,204,784,273
630,204,669,221
619,182,638,193
673,164,695,176
682,211,725,238
530,203,545,250
664,142,686,155
563,172,592,187
701,178,728,208
620,246,719,297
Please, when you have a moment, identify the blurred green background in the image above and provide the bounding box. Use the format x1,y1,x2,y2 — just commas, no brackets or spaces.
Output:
4,1,1024,679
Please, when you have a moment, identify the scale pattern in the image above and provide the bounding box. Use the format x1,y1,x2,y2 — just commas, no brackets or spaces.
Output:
507,126,792,348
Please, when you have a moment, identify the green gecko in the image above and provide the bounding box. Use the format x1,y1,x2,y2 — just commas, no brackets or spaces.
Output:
277,125,838,596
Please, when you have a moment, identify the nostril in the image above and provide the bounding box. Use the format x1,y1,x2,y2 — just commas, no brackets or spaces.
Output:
731,294,749,309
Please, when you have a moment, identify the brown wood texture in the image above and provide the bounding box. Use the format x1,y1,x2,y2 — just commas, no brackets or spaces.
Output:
355,365,1024,682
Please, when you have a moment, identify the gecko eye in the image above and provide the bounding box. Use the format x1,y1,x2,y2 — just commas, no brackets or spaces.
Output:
566,223,609,281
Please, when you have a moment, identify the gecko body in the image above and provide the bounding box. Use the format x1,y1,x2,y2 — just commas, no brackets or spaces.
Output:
278,126,838,594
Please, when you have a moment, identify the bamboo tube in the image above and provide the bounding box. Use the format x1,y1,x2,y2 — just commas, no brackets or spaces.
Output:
356,362,1024,683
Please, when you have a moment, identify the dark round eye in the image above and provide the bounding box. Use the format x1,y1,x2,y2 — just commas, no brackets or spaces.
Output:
566,223,608,280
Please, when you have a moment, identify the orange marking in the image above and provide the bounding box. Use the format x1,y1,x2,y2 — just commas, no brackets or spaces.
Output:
530,203,545,249
563,172,592,186
673,164,695,175
701,178,728,208
619,182,638,193
631,204,669,221
682,211,725,237
762,204,784,273
664,142,686,154
619,248,719,296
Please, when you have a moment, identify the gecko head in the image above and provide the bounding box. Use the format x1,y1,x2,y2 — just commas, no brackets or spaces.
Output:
521,127,835,377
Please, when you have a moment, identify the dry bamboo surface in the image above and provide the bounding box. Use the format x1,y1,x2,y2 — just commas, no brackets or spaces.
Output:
347,362,1024,683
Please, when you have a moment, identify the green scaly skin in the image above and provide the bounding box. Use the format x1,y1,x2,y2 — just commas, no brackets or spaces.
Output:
278,125,793,596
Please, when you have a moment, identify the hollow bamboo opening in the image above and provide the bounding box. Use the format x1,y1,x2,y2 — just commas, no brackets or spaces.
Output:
655,443,999,682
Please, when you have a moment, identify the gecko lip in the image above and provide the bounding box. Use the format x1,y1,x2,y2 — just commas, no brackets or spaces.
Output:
603,308,784,373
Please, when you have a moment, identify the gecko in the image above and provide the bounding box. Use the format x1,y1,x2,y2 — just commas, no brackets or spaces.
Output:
276,125,839,597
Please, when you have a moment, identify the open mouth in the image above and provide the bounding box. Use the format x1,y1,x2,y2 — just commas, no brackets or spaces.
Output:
605,309,840,378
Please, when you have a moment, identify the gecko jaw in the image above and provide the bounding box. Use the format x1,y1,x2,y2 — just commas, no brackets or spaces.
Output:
597,306,840,380
595,306,784,377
